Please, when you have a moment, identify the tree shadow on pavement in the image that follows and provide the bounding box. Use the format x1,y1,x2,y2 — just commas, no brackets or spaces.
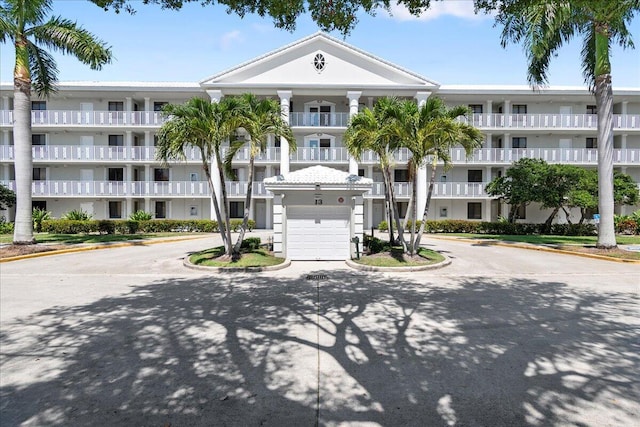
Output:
0,270,638,426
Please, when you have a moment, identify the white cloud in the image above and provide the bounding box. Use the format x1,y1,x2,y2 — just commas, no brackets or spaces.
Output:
219,30,244,50
387,0,490,21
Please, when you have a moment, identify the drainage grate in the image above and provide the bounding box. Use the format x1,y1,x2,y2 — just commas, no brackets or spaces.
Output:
306,274,328,281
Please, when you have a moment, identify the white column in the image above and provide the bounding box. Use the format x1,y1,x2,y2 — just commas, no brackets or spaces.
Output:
485,132,492,149
144,197,150,213
621,133,627,150
272,194,284,257
266,198,273,229
144,97,151,111
277,90,292,175
125,97,133,112
367,97,374,109
206,90,222,104
621,101,628,115
484,200,491,222
503,133,510,161
415,91,432,218
347,91,362,175
503,100,511,126
367,198,373,231
486,99,493,126
353,195,364,258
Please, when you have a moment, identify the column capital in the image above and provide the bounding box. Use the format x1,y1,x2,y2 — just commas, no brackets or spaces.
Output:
277,90,292,100
206,90,223,103
415,91,432,107
346,91,362,102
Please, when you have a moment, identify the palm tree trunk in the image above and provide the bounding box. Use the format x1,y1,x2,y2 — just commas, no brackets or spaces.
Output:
594,22,616,248
215,154,234,256
202,161,228,248
382,169,395,244
384,165,408,252
414,160,437,251
12,36,34,244
233,155,255,254
409,170,417,256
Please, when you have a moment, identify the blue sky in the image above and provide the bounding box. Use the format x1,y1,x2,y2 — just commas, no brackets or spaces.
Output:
0,0,639,87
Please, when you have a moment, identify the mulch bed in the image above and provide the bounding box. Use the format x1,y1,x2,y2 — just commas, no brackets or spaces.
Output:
0,244,67,258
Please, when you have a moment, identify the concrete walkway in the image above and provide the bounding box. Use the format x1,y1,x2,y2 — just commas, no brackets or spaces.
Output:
0,235,638,426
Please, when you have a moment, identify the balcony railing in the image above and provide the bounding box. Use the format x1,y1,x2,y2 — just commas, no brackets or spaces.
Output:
220,147,280,163
1,110,639,131
0,145,204,162
289,112,350,127
461,113,640,130
0,180,274,198
365,182,489,198
289,147,350,162
447,147,640,164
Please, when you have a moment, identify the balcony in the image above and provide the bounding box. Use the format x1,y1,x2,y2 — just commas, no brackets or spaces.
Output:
448,147,640,165
221,147,280,163
0,110,166,128
365,182,488,198
289,112,350,127
289,147,350,163
462,113,640,130
0,180,273,198
0,145,204,163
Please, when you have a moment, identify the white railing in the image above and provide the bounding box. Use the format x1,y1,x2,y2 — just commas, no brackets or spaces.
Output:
462,113,640,130
365,182,488,198
289,147,350,162
225,181,270,197
0,110,166,127
358,148,412,164
0,145,205,162
289,112,350,127
220,147,280,162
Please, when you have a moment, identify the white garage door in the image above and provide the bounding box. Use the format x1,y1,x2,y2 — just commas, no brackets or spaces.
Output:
287,206,350,260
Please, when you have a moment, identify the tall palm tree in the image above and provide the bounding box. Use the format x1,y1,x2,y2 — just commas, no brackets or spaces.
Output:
157,97,247,257
411,98,483,251
224,93,294,255
344,97,409,251
479,0,638,248
0,0,112,244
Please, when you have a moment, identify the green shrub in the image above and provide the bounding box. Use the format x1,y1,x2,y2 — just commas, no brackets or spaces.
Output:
0,216,13,234
41,220,97,234
240,237,261,251
98,220,116,234
365,235,389,254
32,207,52,232
615,218,638,235
63,209,93,221
377,220,388,232
129,210,153,221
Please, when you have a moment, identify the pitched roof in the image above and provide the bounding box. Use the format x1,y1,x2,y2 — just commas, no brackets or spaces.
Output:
264,165,372,185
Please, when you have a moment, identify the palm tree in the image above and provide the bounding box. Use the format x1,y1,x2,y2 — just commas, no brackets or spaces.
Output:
480,0,638,248
157,97,247,257
411,98,483,251
344,97,409,251
224,93,294,255
0,0,112,244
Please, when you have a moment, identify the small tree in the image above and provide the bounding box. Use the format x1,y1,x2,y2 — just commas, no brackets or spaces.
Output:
0,185,16,210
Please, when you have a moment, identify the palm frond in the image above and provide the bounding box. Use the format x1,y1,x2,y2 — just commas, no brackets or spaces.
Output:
27,41,57,96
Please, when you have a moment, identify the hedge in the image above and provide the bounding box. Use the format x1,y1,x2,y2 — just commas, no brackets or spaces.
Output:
40,218,256,235
377,219,597,236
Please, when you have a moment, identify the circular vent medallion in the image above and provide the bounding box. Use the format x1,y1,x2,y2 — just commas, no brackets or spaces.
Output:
313,53,326,72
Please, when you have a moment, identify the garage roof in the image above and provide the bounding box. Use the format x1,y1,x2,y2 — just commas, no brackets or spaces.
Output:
264,165,372,189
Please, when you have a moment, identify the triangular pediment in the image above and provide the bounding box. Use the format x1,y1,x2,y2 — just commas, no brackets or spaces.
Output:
200,33,438,90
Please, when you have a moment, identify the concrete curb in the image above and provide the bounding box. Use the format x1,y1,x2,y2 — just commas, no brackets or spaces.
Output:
183,256,291,272
0,235,211,263
428,235,640,264
345,254,452,272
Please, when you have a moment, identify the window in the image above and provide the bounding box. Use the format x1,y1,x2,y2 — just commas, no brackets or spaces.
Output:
586,105,597,114
153,102,167,112
313,53,326,72
108,135,124,147
190,172,199,182
319,138,331,148
108,102,124,111
468,169,483,183
274,138,281,148
440,175,447,182
358,169,365,177
394,169,409,182
469,104,483,114
190,206,198,216
515,204,526,220
396,202,408,219
586,137,597,149
230,168,239,181
108,168,124,181
155,201,167,219
439,207,448,218
230,201,244,218
467,202,482,220
32,134,46,146
31,101,46,110
108,201,122,219
512,137,527,148
32,201,46,210
512,104,527,114
32,168,46,181
154,168,169,182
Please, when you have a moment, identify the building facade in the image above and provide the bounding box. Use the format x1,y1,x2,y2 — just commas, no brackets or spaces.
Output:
1,32,639,229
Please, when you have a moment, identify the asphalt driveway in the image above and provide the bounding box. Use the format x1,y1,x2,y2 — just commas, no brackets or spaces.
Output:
0,235,638,426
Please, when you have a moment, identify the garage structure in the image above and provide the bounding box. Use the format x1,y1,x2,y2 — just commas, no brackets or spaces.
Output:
263,166,373,261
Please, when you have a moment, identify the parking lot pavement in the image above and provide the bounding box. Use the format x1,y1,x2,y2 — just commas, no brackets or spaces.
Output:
0,237,638,426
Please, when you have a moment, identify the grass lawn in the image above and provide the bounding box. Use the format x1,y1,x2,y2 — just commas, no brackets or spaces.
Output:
190,246,285,268
0,232,203,245
447,233,640,246
354,248,445,267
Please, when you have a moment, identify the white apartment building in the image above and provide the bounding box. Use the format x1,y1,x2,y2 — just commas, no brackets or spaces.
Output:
1,32,639,231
